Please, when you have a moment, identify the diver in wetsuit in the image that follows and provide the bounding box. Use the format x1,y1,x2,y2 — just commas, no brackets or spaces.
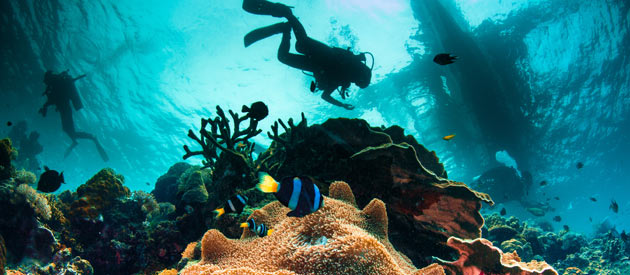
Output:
242,0,373,110
39,70,109,162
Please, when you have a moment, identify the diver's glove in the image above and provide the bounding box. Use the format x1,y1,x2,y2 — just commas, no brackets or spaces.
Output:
342,104,354,110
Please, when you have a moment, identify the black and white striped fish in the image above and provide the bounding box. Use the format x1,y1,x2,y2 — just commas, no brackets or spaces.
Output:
257,173,324,217
240,218,273,237
214,194,249,218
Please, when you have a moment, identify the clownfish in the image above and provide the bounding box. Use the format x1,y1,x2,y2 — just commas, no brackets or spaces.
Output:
257,173,324,217
240,218,273,237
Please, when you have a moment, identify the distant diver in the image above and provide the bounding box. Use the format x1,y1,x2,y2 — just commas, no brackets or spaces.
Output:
242,0,373,110
433,53,457,65
39,70,109,162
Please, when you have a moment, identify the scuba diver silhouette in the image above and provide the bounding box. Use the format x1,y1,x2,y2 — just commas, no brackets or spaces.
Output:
242,0,373,110
39,70,109,162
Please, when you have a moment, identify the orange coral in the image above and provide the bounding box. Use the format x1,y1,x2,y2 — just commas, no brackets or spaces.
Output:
158,269,179,275
437,237,558,275
182,242,198,259
182,181,445,275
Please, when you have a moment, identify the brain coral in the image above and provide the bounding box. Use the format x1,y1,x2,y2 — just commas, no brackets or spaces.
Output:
181,181,446,275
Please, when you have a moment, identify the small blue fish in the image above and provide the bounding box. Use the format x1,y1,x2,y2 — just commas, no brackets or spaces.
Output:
240,218,273,237
257,173,324,217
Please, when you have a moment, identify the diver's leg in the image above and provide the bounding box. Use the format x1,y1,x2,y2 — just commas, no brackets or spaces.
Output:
74,132,109,161
277,27,315,72
284,14,331,58
285,14,307,41
59,107,78,141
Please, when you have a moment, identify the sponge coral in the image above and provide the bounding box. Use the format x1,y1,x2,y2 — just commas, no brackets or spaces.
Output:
181,181,445,275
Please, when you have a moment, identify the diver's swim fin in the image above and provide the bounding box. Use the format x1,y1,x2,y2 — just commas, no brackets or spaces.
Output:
244,22,289,47
64,141,79,159
242,0,292,17
93,140,109,162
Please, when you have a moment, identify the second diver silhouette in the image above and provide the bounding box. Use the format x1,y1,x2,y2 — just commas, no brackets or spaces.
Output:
242,0,373,110
39,70,109,162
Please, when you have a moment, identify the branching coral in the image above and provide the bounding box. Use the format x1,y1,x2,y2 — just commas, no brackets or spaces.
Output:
181,181,446,275
266,113,307,150
183,105,262,170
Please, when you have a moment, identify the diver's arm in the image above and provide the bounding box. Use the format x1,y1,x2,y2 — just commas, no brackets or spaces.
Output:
321,89,354,110
38,99,52,117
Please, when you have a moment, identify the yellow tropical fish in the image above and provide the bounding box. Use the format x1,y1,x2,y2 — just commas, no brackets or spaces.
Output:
442,134,456,141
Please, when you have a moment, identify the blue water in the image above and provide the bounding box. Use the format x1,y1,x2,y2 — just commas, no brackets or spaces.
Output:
1,0,628,236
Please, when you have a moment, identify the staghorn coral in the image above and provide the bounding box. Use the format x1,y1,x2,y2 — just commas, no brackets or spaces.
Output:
16,184,52,220
181,181,446,275
437,237,558,275
183,105,262,170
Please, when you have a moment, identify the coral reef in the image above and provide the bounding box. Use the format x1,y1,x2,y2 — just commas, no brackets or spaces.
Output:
436,237,557,275
259,117,492,264
153,162,192,204
75,168,130,212
34,248,93,275
0,138,17,181
183,105,262,171
181,181,445,275
482,213,630,274
7,121,43,173
0,234,5,275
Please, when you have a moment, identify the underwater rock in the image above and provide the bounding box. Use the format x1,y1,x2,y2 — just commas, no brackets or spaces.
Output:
75,168,129,214
180,181,446,275
177,168,210,205
472,166,528,203
260,117,491,264
153,162,192,204
437,237,557,275
488,225,519,244
0,138,17,181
